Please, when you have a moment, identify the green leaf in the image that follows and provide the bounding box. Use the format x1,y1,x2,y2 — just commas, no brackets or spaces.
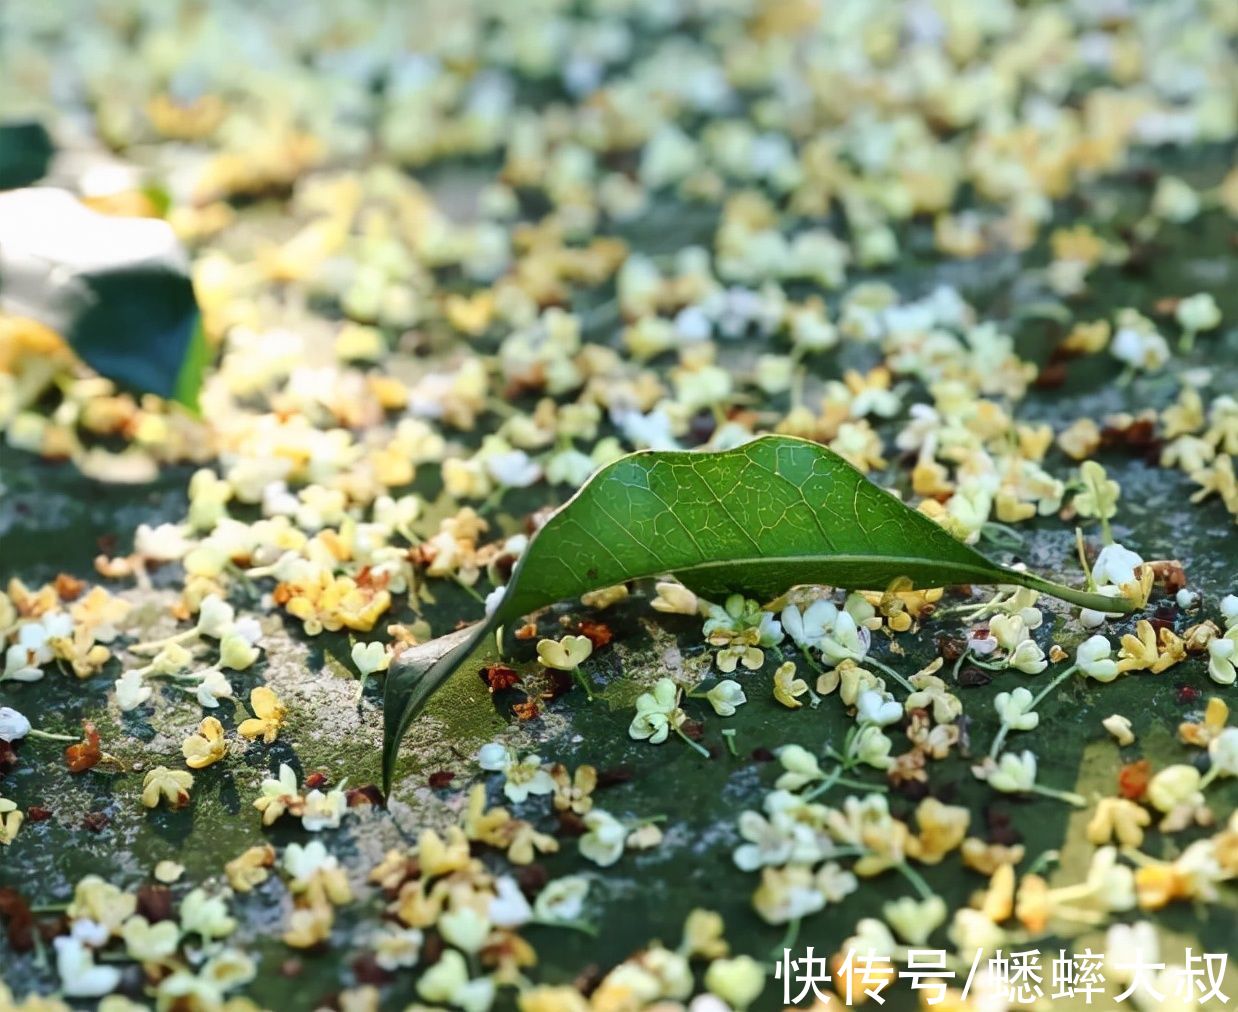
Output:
0,188,206,408
383,434,1133,788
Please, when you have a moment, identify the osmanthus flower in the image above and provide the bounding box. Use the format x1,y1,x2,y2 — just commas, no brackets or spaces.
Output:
141,767,194,809
1145,765,1206,831
780,598,838,651
856,689,902,727
705,679,746,716
195,669,235,708
2,611,73,681
283,840,352,906
53,935,122,998
1087,797,1152,848
0,795,22,845
1077,635,1119,681
550,763,597,815
854,726,895,771
752,864,828,924
120,914,179,963
904,798,970,866
775,744,826,791
253,764,305,826
1116,620,1186,674
1203,727,1238,785
302,785,348,832
535,634,593,672
182,716,227,769
66,875,135,936
993,688,1039,733
114,670,152,711
237,686,285,743
579,809,627,867
817,611,871,666
0,706,31,742
1103,713,1136,746
534,875,590,924
772,661,810,709
283,900,334,950
225,844,275,893
904,673,961,723
1091,543,1143,588
974,750,1086,807
629,678,686,744
1006,638,1048,674
478,744,555,804
704,955,766,1011
372,925,424,971
1207,627,1238,684
179,887,236,942
882,893,947,946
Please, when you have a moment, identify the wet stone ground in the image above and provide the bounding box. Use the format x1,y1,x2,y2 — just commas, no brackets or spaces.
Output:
2,144,1237,1009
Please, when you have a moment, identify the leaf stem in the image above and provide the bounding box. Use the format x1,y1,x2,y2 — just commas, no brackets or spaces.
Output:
894,861,935,901
675,726,711,759
26,729,78,743
863,655,915,694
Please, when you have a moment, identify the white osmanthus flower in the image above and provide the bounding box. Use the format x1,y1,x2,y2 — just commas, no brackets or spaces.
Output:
629,678,685,744
994,687,1039,731
477,744,555,803
705,679,746,716
1091,543,1143,587
855,689,902,727
986,750,1038,793
1207,628,1238,685
301,787,347,831
579,809,626,866
774,745,825,791
196,669,235,708
780,599,838,650
219,632,260,671
488,876,533,928
818,611,870,664
53,935,122,997
417,949,495,1012
1175,292,1221,334
1007,639,1048,674
484,449,542,488
0,706,31,742
3,612,73,681
1207,727,1238,780
1077,635,1119,681
114,670,153,711
350,641,390,676
373,926,423,970
854,726,895,770
1220,594,1238,626
282,839,339,884
195,595,236,639
534,875,589,922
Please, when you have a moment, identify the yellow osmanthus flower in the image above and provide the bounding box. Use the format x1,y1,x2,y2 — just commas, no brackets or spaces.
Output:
238,686,286,743
1116,620,1186,674
416,826,472,878
550,763,597,815
142,767,194,809
279,572,391,635
182,716,227,768
1087,797,1151,848
905,798,969,865
772,661,809,709
225,844,276,892
1180,697,1229,748
284,902,334,948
